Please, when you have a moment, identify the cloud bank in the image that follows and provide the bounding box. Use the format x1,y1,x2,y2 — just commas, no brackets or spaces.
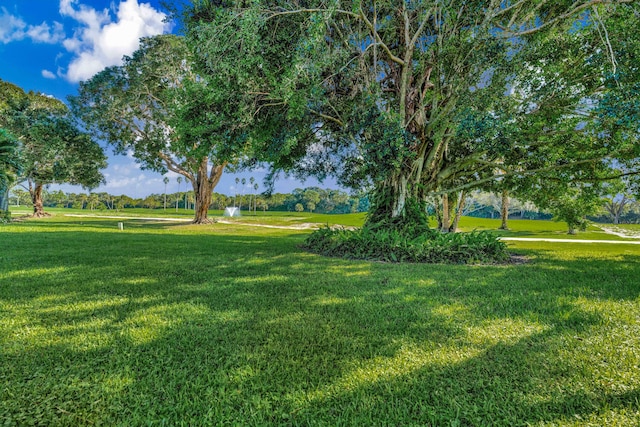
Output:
60,0,172,82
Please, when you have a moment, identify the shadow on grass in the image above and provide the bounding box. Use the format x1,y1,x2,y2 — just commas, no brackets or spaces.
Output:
1,221,639,425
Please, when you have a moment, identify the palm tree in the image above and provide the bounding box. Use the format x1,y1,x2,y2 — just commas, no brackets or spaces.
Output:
249,177,255,213
234,177,240,207
253,182,259,215
240,178,246,210
176,176,182,212
163,176,169,210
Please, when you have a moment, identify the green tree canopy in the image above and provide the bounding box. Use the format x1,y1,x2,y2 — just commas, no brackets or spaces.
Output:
181,0,638,231
70,34,251,224
0,129,21,212
1,79,106,217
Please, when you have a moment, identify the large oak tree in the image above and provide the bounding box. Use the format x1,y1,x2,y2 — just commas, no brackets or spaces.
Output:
70,35,250,224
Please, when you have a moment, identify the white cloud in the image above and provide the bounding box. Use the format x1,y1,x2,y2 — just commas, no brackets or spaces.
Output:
60,0,172,82
27,21,65,44
42,69,57,79
0,7,64,44
0,7,26,43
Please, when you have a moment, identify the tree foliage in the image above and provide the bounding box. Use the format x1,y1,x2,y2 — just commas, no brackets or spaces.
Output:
1,79,106,217
0,129,21,212
70,35,251,224
180,0,638,234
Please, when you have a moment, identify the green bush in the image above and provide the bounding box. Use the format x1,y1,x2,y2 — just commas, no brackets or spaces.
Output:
0,210,10,224
304,226,510,264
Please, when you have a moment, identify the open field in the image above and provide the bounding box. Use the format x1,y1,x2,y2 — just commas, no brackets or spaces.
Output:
8,206,639,239
1,213,639,425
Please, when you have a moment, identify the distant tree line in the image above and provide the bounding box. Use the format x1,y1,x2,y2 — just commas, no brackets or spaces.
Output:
8,185,640,225
7,186,370,215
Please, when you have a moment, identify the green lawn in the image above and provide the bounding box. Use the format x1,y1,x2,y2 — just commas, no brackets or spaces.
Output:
8,206,368,227
456,217,634,241
1,215,639,426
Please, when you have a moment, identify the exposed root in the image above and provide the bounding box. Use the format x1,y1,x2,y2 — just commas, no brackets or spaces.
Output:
30,212,52,218
191,218,217,225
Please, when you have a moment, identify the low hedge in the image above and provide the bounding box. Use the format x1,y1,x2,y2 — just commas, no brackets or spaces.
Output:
303,226,510,264
0,210,10,224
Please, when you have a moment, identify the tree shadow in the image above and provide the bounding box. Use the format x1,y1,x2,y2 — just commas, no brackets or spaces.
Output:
1,223,639,424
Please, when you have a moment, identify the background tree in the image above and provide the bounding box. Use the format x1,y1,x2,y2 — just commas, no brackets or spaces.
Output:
87,193,100,211
176,176,182,211
602,194,633,225
0,129,21,212
143,195,160,209
2,80,106,217
70,35,250,224
546,189,602,235
253,182,259,214
9,187,29,207
163,176,169,210
303,189,320,213
182,0,637,234
239,178,247,211
600,176,635,225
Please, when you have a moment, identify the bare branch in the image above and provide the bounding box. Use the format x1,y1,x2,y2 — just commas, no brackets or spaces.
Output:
157,151,193,181
308,108,345,127
358,7,405,66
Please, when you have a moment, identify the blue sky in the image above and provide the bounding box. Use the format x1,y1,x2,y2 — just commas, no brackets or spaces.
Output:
0,0,334,198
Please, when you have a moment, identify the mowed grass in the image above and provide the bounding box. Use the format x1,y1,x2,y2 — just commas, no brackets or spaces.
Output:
9,207,368,228
1,215,639,426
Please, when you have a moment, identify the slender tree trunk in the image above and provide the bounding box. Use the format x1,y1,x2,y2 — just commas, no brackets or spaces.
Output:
434,198,442,230
441,194,450,233
449,191,467,233
499,190,510,230
30,182,49,217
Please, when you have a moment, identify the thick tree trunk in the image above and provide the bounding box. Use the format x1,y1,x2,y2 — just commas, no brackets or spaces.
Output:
30,182,49,217
192,163,214,224
191,158,225,224
366,168,429,234
193,181,213,224
499,190,509,230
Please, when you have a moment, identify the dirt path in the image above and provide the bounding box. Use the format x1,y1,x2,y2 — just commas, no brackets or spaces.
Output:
64,214,317,229
216,219,319,229
595,225,640,239
65,214,192,222
499,237,640,245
